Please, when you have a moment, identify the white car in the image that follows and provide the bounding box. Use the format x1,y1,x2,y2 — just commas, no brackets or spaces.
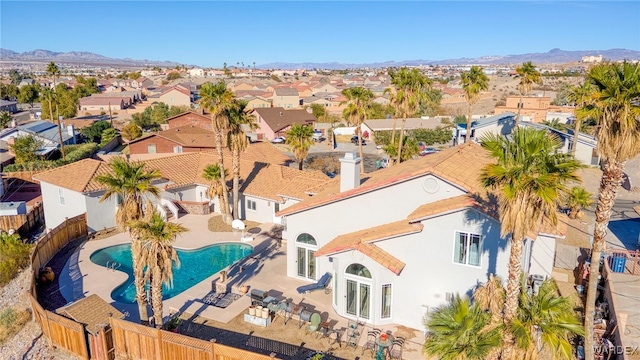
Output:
270,137,286,144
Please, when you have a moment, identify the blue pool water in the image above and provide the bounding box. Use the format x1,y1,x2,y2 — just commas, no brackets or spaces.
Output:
90,243,253,303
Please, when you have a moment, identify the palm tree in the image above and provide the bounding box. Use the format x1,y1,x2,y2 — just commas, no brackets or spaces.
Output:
514,62,542,128
227,99,257,219
198,81,235,223
582,61,640,360
564,186,593,219
130,213,188,328
341,87,374,173
40,87,65,159
480,128,582,357
567,81,595,156
423,295,502,360
96,157,162,325
511,278,584,360
386,68,431,164
46,61,60,89
285,124,314,170
461,66,489,143
473,274,505,359
202,164,226,217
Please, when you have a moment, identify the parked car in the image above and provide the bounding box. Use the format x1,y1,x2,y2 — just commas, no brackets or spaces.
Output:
420,147,438,156
271,136,286,144
312,130,323,142
351,136,366,145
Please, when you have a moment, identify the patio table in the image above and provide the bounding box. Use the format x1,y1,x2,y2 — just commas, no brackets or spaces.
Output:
375,333,394,360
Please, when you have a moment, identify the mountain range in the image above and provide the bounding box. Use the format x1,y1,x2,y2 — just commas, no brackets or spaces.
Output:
1,48,639,70
0,49,181,67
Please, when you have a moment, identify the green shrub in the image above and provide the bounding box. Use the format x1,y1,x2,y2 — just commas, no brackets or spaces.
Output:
4,143,99,172
0,233,32,286
0,308,17,328
0,307,31,344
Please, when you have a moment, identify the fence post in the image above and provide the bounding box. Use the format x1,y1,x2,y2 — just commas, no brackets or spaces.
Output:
209,339,216,360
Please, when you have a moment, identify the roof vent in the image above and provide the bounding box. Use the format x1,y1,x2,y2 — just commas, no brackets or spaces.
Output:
280,111,283,116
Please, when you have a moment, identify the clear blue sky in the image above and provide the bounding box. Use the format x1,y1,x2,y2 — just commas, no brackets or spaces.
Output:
1,1,639,67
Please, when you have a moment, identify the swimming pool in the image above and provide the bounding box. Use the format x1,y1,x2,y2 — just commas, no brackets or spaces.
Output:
90,242,253,303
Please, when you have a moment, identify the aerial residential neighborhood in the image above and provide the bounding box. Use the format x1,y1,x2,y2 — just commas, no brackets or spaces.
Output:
0,2,639,360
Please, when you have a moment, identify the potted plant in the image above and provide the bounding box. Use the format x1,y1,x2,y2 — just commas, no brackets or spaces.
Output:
166,315,181,333
307,351,326,360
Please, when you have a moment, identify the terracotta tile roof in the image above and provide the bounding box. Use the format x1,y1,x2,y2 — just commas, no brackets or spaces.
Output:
57,294,124,335
131,125,216,148
278,142,492,217
408,194,499,222
315,220,422,275
253,107,316,133
165,110,209,123
33,158,111,193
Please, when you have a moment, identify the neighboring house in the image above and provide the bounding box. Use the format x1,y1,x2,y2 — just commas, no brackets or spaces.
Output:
243,96,272,110
18,79,36,88
33,149,322,232
494,96,574,123
0,100,18,113
276,144,563,330
252,107,316,140
166,111,211,131
157,86,191,108
273,87,300,109
0,120,77,156
188,68,205,77
520,122,600,166
362,116,452,143
91,91,141,106
131,77,154,89
312,83,339,94
440,88,467,104
301,97,333,108
78,97,126,112
453,112,516,145
372,96,390,105
128,125,216,154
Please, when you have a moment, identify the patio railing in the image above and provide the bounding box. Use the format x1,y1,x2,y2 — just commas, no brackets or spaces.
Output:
605,249,640,276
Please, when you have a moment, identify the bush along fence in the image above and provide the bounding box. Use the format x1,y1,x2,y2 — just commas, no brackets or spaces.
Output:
28,214,280,360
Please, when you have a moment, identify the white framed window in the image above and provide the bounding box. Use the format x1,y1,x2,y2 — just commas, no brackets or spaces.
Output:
453,232,482,266
173,146,182,153
381,284,392,319
247,199,257,211
59,188,65,206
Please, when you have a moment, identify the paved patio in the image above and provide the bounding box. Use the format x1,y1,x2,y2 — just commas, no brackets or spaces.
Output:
57,213,425,359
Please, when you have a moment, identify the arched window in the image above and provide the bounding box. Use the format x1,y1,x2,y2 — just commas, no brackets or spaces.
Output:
296,233,317,246
346,263,371,278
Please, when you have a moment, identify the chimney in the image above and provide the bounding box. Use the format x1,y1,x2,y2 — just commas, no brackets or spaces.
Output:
339,152,361,192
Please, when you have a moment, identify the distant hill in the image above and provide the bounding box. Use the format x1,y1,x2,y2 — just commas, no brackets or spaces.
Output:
0,48,182,67
259,48,640,70
1,47,639,70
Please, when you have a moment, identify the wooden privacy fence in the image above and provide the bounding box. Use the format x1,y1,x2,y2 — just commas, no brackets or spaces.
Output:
29,214,90,359
0,201,44,237
110,317,280,360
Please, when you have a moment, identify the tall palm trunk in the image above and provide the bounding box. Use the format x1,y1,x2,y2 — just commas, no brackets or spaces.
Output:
358,139,364,173
515,95,523,129
395,115,407,165
571,118,582,157
465,103,473,143
214,129,231,223
232,149,240,220
150,267,163,329
131,236,149,325
584,159,625,360
390,117,398,145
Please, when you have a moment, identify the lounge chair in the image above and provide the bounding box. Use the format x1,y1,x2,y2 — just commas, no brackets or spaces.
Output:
296,272,332,294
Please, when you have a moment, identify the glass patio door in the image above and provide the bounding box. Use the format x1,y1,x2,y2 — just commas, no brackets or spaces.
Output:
345,279,371,320
297,247,316,279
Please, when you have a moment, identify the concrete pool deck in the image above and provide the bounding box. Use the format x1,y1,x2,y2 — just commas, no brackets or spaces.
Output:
57,213,426,359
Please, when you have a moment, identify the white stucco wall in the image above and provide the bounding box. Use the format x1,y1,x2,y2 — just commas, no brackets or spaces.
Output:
40,182,88,231
84,192,117,232
240,195,277,223
283,175,466,279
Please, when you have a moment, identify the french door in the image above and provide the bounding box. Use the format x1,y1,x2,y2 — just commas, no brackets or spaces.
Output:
297,247,316,279
345,279,371,320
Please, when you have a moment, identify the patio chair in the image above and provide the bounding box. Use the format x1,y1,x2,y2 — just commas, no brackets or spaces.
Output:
361,328,382,357
296,272,332,294
306,313,322,337
388,338,405,360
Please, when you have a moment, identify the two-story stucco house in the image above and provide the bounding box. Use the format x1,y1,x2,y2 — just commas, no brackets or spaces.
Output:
252,107,316,141
272,87,300,109
276,144,561,331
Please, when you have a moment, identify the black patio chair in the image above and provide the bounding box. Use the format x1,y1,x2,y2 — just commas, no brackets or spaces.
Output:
361,328,381,357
